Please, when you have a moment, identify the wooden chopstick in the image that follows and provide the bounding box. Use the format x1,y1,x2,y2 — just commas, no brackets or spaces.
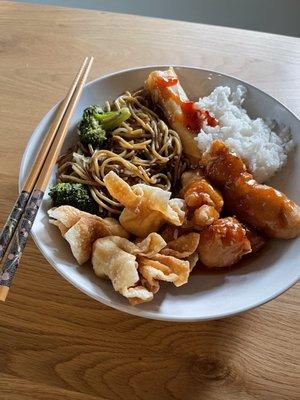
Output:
0,57,89,263
0,56,94,301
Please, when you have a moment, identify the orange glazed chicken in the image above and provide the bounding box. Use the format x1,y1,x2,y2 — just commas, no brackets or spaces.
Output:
202,140,300,239
198,217,252,268
180,170,223,229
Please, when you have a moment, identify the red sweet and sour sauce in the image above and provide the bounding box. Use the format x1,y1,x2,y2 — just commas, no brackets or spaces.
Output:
156,75,179,87
155,75,218,133
181,101,218,133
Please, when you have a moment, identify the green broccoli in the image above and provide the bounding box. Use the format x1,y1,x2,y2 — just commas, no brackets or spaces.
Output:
49,183,99,214
78,105,130,148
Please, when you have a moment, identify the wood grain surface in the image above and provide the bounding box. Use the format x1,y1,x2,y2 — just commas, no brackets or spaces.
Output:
0,2,299,399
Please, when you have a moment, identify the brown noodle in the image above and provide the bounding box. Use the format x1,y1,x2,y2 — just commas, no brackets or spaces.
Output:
57,90,185,216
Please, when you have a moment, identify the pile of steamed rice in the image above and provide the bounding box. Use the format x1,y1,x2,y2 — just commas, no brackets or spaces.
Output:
195,85,294,182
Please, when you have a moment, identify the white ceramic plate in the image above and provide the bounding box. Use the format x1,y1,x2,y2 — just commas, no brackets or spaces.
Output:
19,66,300,322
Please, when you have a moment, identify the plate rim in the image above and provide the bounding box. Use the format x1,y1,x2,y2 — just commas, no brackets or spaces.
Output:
19,64,300,322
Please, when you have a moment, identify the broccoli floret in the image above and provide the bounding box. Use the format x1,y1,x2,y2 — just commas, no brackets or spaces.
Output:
95,107,131,130
78,105,107,148
83,105,104,119
78,120,106,148
49,183,98,214
78,105,130,148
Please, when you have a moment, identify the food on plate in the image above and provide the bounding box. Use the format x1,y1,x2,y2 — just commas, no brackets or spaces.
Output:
180,169,223,229
190,204,220,229
78,105,130,147
48,205,128,264
203,140,300,239
146,67,293,182
244,227,265,254
103,171,185,237
161,232,200,258
180,170,223,212
195,85,293,182
145,67,218,160
49,182,98,214
198,217,252,268
57,89,184,216
48,66,300,304
92,233,191,304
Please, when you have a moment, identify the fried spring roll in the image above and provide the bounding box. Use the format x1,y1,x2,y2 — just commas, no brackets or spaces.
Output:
145,67,217,160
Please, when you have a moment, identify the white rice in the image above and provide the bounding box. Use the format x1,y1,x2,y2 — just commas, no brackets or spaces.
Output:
195,85,294,182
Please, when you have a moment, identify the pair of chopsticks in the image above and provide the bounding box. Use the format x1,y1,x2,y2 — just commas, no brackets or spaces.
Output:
0,56,94,301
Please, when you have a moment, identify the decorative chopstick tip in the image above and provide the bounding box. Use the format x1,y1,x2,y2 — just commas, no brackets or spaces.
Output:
0,285,9,302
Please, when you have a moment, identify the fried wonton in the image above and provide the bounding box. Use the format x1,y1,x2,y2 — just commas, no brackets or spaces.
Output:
139,254,190,294
92,235,153,303
103,171,185,237
159,229,200,271
92,232,191,304
48,205,129,265
161,232,200,259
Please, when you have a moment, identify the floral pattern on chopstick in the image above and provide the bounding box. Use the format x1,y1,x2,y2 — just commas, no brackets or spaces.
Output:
0,189,44,287
0,191,30,261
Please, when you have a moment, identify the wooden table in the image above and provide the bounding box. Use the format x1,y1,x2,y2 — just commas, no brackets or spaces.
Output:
0,2,299,399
